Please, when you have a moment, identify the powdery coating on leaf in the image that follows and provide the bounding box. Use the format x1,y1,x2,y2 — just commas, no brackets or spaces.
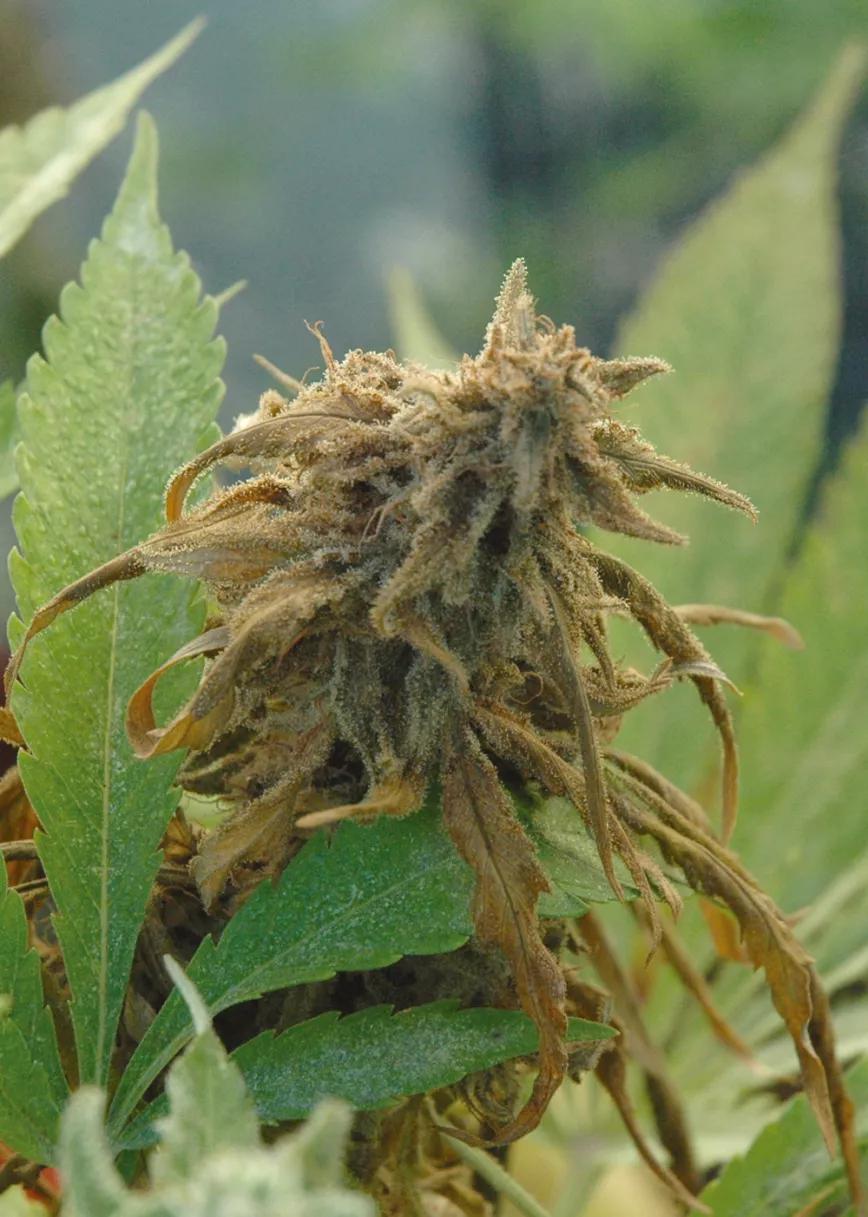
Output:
121,1001,615,1149
107,801,477,1135
107,791,623,1138
6,262,856,1186
61,1086,374,1217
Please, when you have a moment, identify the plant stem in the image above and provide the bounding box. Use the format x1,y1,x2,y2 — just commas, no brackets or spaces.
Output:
447,1136,554,1217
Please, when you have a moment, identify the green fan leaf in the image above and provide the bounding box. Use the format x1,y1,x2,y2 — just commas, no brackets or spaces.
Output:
520,791,638,917
121,1002,615,1150
0,381,19,500
605,47,865,795
628,420,868,1153
692,1057,868,1216
109,790,623,1135
9,113,225,1089
107,802,476,1135
735,420,868,910
0,858,67,1162
0,20,202,259
235,1003,614,1125
671,421,868,1082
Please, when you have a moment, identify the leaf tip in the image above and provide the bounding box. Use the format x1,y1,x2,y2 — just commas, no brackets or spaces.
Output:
163,955,211,1036
146,16,207,79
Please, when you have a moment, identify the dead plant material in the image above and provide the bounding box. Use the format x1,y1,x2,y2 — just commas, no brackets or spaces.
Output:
0,765,40,886
4,261,855,1183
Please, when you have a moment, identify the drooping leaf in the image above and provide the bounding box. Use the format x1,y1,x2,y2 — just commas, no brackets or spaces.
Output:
636,421,868,1148
121,1002,615,1150
693,1057,868,1217
0,20,202,259
442,734,568,1143
8,114,225,1088
0,858,67,1162
653,421,868,1149
603,759,863,1187
0,381,19,501
605,47,865,796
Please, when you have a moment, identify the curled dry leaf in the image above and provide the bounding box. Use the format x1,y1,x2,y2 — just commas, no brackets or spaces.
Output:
441,729,566,1143
4,260,855,1192
607,764,860,1197
674,603,805,650
0,765,39,886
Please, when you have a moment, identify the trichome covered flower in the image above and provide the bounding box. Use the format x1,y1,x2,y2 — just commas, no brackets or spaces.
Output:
7,262,857,1193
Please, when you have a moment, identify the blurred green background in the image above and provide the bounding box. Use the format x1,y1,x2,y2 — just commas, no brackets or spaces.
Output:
2,0,866,447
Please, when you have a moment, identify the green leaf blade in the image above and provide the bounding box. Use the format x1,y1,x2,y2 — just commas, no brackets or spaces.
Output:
605,48,865,794
0,20,202,259
520,792,638,915
235,1004,613,1125
0,862,67,1161
10,114,225,1089
121,1003,614,1149
0,381,19,501
108,802,476,1134
109,787,627,1135
693,1057,868,1216
735,421,868,911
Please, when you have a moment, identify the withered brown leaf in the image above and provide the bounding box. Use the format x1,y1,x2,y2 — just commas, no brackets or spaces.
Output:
441,728,566,1144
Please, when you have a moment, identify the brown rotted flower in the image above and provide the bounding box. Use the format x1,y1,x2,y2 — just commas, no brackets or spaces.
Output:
6,262,857,1187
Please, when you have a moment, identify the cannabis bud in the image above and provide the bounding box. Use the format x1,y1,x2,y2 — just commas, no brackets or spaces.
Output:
7,262,855,1183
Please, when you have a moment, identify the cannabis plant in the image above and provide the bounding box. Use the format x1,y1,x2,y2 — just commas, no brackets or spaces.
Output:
0,23,865,1217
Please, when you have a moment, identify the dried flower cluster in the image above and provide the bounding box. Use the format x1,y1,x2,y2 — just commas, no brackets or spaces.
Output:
7,261,858,1201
